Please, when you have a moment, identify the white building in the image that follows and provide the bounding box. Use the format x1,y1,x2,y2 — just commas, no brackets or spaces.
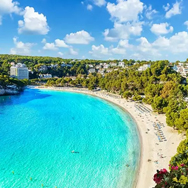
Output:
98,69,105,75
179,63,184,66
10,63,29,80
38,65,47,72
103,63,109,69
182,67,188,76
138,64,151,71
180,67,188,76
173,65,178,72
61,63,73,67
173,64,188,77
10,62,15,66
106,69,112,73
95,65,101,69
88,68,96,74
88,64,94,68
50,64,58,68
39,74,52,79
110,62,117,67
184,97,188,102
118,62,125,68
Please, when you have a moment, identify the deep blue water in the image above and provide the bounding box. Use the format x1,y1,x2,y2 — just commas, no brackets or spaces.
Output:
0,89,140,188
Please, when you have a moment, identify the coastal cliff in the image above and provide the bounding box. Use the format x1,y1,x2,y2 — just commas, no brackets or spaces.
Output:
0,74,28,96
0,88,20,95
0,85,23,96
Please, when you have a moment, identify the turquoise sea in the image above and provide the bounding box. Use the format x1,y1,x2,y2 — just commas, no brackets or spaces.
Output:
0,89,140,188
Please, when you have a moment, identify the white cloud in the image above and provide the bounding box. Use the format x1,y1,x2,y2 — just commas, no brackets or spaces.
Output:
89,44,110,58
165,1,182,18
104,22,143,41
104,0,144,41
94,39,158,60
42,39,77,57
0,0,21,24
152,36,170,48
93,0,106,7
69,47,78,56
110,40,132,55
118,39,132,48
134,37,162,59
107,0,144,23
18,6,49,35
184,21,188,29
163,3,170,11
89,40,132,57
55,39,69,48
137,37,152,52
58,52,63,56
42,39,69,50
150,23,173,35
110,47,126,55
43,43,57,50
166,32,188,53
0,0,21,14
87,4,93,10
145,5,157,20
65,30,94,44
137,31,188,56
10,37,34,55
41,38,46,44
89,31,188,60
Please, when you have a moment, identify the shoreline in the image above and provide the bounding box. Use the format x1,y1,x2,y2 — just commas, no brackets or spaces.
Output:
35,86,184,188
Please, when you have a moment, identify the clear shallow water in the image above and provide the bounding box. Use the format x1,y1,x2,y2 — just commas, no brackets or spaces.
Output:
0,89,140,188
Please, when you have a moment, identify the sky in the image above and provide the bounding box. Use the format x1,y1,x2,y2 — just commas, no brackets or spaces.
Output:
0,0,188,61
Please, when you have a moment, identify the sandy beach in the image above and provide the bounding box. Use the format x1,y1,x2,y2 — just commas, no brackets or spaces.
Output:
36,86,184,188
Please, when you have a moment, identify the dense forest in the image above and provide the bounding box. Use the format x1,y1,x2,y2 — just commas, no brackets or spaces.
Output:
1,54,188,187
0,54,143,78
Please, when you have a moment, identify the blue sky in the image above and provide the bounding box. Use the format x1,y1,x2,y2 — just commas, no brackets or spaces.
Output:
0,0,188,61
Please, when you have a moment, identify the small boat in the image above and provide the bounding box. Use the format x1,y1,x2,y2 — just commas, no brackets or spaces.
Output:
71,150,79,154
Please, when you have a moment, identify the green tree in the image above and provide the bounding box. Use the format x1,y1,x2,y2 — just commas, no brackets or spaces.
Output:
152,96,167,113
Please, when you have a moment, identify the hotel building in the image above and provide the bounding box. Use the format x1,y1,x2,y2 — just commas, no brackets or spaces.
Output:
10,63,29,80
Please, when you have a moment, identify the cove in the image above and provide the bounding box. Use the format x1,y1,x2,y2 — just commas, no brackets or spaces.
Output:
0,88,140,188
